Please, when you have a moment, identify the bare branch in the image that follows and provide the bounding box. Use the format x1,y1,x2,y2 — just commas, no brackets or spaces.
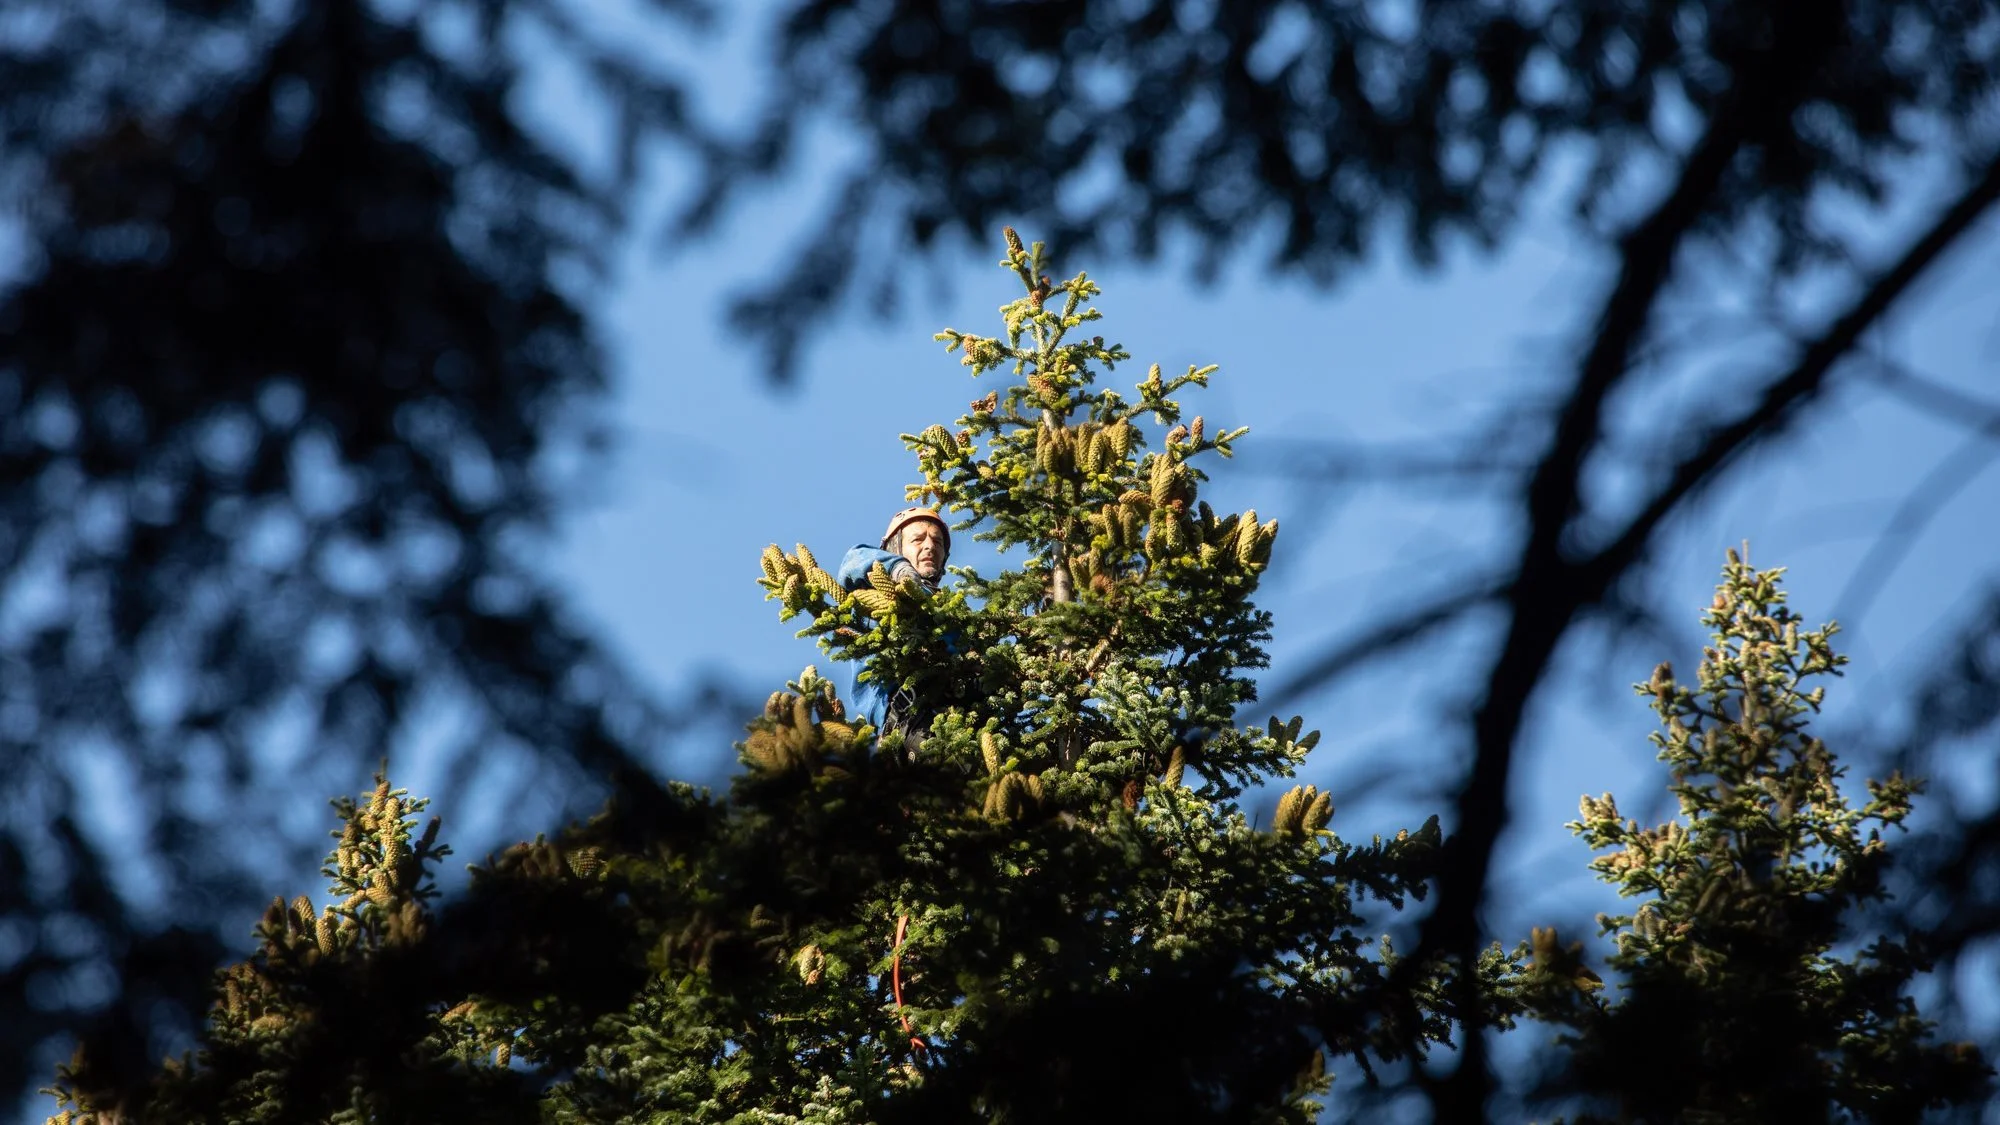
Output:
1834,431,2000,630
1265,581,1505,710
1249,436,1529,486
1418,51,1780,1118
1592,150,2000,588
1861,353,2000,433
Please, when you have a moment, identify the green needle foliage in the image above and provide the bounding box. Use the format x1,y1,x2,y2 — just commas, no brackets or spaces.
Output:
40,245,1986,1125
1516,551,1991,1122
648,230,1472,1120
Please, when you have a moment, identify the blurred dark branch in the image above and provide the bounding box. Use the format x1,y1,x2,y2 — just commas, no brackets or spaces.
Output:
0,0,728,1103
721,173,880,382
1595,151,2000,582
1857,585,2000,1032
1250,436,1530,486
1419,40,1784,1113
1861,353,2000,432
1266,581,1505,710
1834,430,2000,630
1905,793,2000,956
1430,143,2000,1117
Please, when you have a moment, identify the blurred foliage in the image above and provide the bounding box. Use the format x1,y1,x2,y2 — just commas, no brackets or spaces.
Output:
0,0,712,1104
1861,588,2000,1066
705,0,2000,376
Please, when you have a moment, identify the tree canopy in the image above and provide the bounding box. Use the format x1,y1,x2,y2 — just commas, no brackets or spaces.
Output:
40,240,1990,1125
0,0,709,1099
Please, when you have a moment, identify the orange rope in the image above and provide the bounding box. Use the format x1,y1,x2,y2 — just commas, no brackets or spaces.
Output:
891,912,924,1053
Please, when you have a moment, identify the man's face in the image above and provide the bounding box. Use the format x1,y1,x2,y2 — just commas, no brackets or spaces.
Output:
899,521,947,582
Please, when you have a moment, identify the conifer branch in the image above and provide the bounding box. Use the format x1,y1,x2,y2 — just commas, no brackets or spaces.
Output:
1427,142,2000,1117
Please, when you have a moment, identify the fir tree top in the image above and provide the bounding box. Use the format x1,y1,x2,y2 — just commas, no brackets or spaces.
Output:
1520,549,1993,1122
756,228,1290,801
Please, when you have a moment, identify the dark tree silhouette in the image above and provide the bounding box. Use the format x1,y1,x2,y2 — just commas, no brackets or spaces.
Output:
694,2,1999,375
0,0,714,1105
1862,589,2000,1063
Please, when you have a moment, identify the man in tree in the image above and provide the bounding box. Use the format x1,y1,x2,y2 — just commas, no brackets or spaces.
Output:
837,506,952,737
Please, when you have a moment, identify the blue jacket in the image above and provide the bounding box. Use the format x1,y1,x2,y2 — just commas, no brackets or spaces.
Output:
837,544,919,732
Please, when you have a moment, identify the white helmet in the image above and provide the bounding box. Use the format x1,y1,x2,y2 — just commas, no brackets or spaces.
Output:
880,507,950,555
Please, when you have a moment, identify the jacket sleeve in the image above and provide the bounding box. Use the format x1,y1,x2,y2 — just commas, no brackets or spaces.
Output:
839,545,909,591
